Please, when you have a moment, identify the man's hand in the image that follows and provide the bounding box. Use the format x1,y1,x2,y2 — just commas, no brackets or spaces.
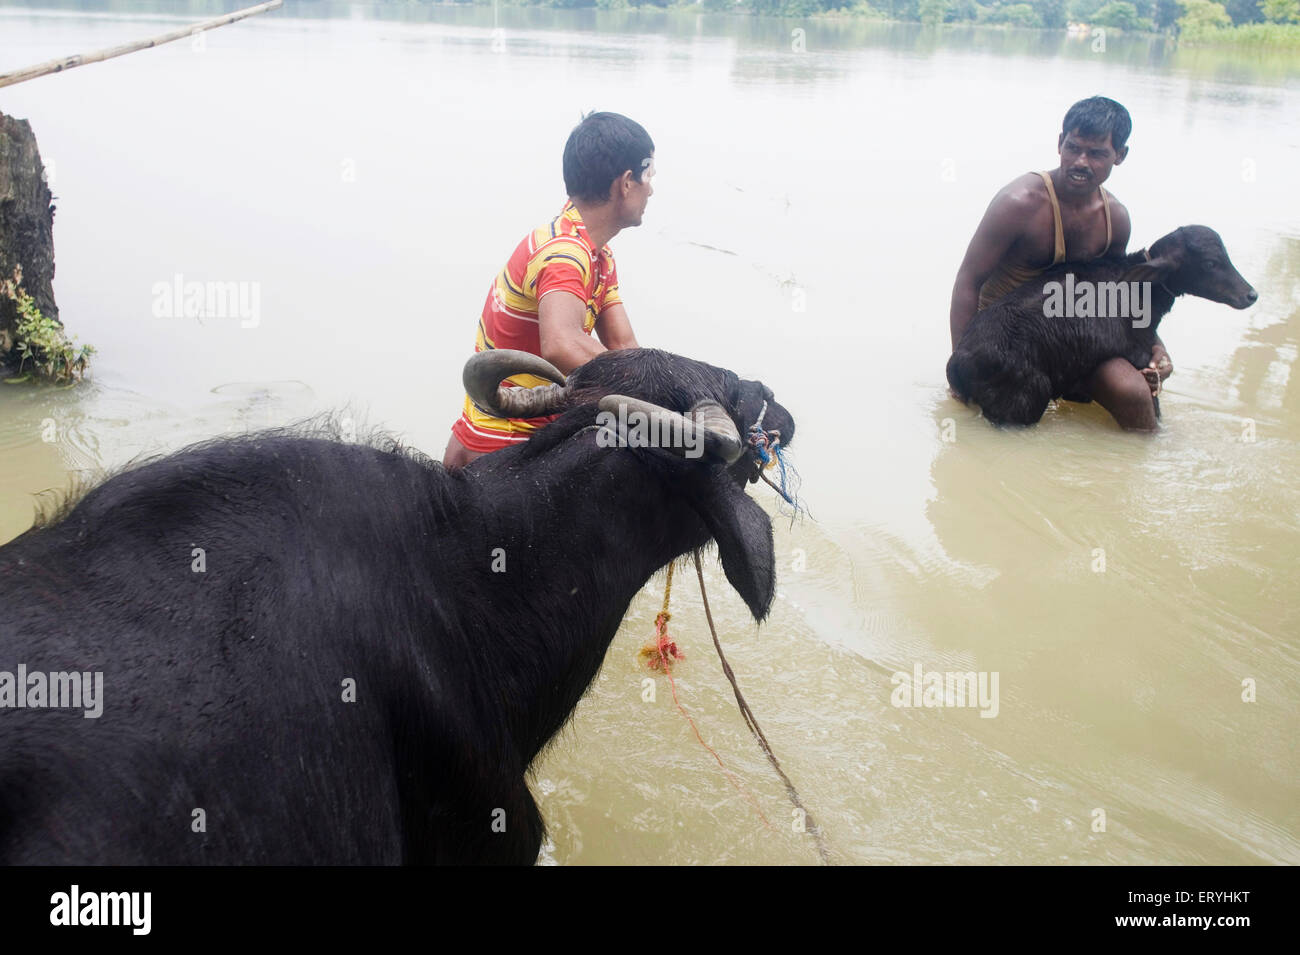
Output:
1143,343,1173,395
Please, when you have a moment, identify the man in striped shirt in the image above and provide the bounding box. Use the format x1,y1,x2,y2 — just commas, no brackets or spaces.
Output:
444,112,653,468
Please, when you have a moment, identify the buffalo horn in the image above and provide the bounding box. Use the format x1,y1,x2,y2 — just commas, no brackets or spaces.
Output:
597,395,744,465
463,349,568,419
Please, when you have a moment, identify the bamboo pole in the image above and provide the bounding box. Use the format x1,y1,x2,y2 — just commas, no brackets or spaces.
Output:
0,0,284,90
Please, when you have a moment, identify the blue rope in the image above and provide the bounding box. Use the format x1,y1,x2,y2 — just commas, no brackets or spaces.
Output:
749,428,805,522
767,442,792,503
745,397,806,522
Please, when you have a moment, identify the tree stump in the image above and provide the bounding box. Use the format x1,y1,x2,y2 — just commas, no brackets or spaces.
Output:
0,110,59,371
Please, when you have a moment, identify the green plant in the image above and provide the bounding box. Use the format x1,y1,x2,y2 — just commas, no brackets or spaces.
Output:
1,266,94,384
920,0,949,21
1177,17,1300,39
1261,0,1299,21
1093,0,1142,27
982,1,1044,25
1178,0,1233,27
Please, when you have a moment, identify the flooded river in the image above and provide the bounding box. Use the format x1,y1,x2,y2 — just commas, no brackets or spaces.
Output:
1,0,1297,863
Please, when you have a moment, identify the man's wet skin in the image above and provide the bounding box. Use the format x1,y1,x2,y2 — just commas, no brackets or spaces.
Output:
950,124,1172,432
1053,130,1168,432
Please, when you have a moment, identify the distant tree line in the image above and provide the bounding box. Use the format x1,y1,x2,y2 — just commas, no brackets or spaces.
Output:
511,0,1300,36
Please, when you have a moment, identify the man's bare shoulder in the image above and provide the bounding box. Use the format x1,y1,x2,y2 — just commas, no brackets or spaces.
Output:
1101,185,1132,251
990,172,1049,216
976,172,1050,244
1104,187,1131,221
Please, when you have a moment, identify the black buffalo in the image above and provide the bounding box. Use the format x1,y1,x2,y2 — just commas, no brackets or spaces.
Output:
0,347,794,864
947,225,1258,427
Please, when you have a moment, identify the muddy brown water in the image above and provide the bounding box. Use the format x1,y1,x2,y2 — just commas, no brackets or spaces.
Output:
1,1,1297,864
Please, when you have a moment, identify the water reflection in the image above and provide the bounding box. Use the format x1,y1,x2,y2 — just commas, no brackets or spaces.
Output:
1222,233,1300,424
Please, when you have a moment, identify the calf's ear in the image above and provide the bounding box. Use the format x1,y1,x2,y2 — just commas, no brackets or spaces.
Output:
688,474,776,622
1127,232,1185,283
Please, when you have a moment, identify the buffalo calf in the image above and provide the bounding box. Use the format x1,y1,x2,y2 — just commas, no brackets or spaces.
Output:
947,225,1257,427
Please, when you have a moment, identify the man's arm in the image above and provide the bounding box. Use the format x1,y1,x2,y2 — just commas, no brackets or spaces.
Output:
949,192,1026,350
594,303,638,350
538,291,605,376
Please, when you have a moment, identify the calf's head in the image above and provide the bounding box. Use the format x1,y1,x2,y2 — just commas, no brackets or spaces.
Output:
1135,225,1258,309
463,348,796,621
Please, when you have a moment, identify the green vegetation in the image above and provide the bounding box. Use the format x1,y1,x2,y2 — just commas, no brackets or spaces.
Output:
1092,2,1149,29
1173,0,1300,43
0,267,94,384
1260,0,1299,21
1178,0,1233,27
1177,0,1300,42
481,0,1300,44
1180,20,1300,42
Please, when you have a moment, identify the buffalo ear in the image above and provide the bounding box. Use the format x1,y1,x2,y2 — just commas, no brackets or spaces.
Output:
1126,235,1184,283
689,474,776,622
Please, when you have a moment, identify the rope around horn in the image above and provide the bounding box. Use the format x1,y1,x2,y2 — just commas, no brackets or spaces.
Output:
693,549,832,865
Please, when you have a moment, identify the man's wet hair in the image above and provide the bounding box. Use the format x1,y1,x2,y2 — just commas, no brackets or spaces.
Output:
563,112,655,203
1061,96,1132,152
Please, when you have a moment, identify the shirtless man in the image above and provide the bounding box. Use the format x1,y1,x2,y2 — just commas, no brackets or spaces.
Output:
949,96,1171,431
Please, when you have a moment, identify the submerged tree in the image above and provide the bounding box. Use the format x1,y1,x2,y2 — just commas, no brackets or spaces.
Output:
0,111,68,380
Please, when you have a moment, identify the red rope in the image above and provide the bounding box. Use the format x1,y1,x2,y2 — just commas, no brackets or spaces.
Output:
644,563,774,832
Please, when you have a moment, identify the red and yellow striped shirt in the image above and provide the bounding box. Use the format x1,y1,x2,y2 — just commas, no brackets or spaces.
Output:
451,201,622,452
